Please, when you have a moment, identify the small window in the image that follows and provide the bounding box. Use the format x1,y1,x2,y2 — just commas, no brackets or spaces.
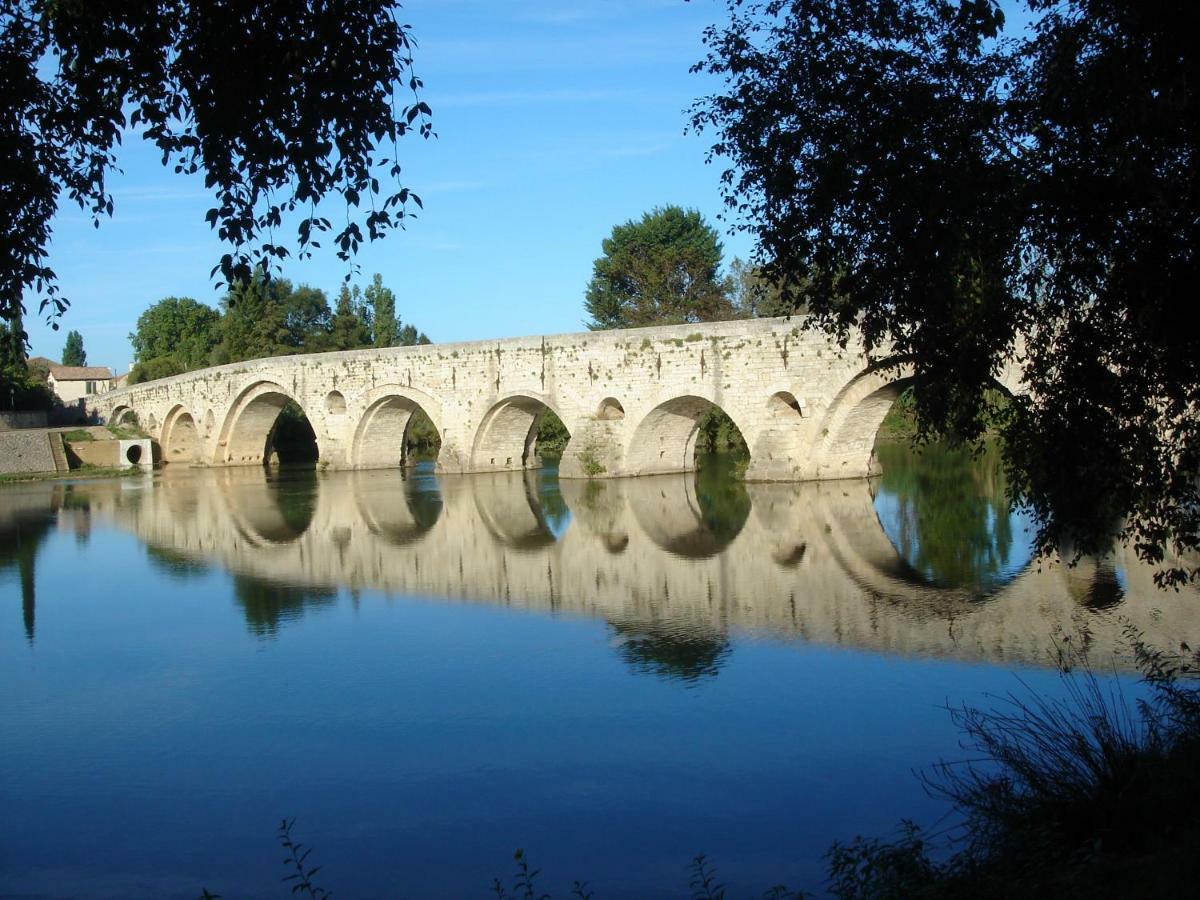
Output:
85,380,96,394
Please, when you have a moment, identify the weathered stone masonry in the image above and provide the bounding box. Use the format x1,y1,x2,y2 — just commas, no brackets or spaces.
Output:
86,316,1023,481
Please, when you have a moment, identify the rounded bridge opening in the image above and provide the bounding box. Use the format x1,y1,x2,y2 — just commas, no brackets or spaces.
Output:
473,396,571,473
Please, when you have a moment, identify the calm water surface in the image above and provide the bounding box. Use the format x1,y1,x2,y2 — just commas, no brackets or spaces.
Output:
2,444,1197,898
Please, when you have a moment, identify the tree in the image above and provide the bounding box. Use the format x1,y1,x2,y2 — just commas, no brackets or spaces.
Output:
213,275,294,364
279,286,331,352
584,206,733,329
127,355,186,385
397,323,431,346
691,0,1199,582
1,0,432,335
726,257,793,319
326,285,373,351
62,330,86,366
365,274,399,347
130,297,222,370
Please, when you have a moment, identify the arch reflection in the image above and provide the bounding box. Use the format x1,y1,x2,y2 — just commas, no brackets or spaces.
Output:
353,465,443,547
871,441,1036,594
219,467,320,545
628,464,750,559
472,469,571,550
37,452,1200,672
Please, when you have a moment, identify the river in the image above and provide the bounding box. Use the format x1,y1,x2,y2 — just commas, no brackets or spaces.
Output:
2,442,1197,897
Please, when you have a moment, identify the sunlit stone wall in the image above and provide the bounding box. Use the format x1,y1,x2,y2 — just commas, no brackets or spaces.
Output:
84,317,1026,481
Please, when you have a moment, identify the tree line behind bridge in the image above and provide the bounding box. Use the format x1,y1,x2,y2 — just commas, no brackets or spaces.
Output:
127,272,431,386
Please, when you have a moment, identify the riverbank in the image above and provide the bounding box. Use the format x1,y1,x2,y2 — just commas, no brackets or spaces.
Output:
0,464,143,485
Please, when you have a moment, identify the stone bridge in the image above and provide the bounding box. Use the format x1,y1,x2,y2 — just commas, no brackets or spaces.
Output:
86,317,1023,480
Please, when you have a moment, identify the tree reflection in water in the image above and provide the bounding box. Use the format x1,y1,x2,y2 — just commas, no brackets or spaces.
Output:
232,574,337,637
694,452,751,547
873,440,1034,591
608,617,732,684
144,544,212,580
0,510,55,644
263,467,321,540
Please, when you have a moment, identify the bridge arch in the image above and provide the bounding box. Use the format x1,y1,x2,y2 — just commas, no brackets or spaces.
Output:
624,393,751,477
352,385,443,469
216,380,320,466
812,360,1022,480
110,405,138,428
812,365,915,480
161,405,203,465
471,390,570,473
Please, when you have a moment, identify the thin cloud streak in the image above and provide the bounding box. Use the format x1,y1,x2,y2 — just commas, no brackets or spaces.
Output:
433,87,675,109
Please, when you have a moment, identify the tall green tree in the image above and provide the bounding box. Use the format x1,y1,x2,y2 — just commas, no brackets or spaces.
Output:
213,276,293,364
726,257,793,319
129,297,221,370
397,323,431,346
692,0,1200,581
365,274,399,347
281,286,332,352
2,1,431,329
584,206,732,330
61,330,86,366
326,285,373,351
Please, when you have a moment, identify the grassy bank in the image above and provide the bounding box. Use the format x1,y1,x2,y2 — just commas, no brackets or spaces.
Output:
0,464,144,486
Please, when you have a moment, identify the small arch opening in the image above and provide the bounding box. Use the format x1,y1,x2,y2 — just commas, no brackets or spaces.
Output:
112,407,138,428
325,390,347,416
768,391,804,418
596,397,625,420
125,444,143,465
203,409,215,434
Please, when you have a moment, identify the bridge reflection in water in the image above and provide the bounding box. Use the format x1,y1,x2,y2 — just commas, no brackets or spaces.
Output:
4,458,1198,674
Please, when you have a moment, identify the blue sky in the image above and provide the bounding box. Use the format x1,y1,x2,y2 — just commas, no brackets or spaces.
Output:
27,0,753,371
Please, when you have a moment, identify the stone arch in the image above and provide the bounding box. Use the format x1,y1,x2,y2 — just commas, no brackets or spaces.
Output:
110,405,137,427
624,394,751,477
352,385,443,469
471,391,569,473
160,405,202,465
325,390,347,416
216,381,320,466
596,397,625,420
812,361,1019,480
812,364,914,480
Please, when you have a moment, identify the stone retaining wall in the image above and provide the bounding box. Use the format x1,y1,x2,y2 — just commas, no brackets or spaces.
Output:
0,411,48,431
0,431,56,474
